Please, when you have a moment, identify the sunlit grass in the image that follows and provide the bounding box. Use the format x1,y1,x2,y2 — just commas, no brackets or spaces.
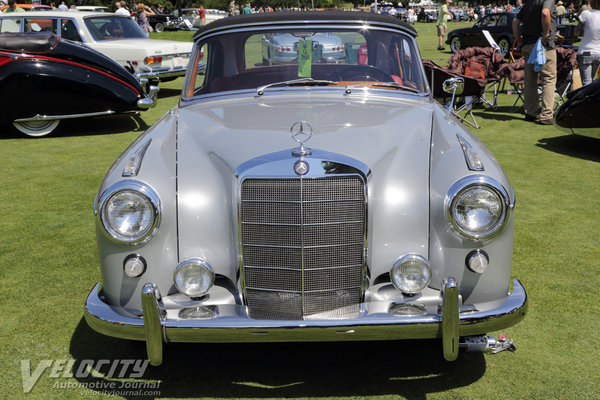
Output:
0,22,598,400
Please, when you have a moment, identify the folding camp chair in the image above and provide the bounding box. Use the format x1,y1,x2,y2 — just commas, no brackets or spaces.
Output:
446,47,508,111
554,46,578,110
498,57,526,112
500,46,577,113
423,59,483,129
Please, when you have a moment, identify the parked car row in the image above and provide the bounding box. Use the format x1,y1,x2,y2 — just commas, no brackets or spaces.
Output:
0,12,193,82
446,12,515,55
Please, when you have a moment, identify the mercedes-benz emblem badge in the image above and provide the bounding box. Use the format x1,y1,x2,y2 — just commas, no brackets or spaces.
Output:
290,121,313,145
293,159,310,176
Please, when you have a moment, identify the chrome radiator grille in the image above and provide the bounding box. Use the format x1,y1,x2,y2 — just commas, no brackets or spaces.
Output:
240,177,366,320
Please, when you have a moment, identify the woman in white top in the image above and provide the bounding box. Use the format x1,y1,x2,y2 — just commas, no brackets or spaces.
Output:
576,0,600,86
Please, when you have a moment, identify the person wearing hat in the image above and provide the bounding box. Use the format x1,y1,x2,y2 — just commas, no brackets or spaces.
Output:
556,1,566,23
3,0,24,13
436,0,454,51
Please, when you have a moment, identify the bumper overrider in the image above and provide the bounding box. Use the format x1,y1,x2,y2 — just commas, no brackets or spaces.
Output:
84,278,527,366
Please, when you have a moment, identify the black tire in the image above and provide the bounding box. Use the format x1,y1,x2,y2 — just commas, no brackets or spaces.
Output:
450,36,462,53
154,22,164,33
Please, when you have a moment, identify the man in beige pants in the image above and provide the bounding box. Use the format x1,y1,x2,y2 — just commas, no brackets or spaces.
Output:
513,0,558,125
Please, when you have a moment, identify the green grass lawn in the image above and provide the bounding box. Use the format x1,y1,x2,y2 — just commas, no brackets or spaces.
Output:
1,21,599,400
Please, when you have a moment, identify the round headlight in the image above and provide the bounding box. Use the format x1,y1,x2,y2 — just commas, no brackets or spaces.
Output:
99,181,160,244
391,254,431,294
447,176,510,240
174,258,215,297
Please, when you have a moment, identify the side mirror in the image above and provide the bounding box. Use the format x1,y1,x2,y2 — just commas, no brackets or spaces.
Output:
443,77,464,96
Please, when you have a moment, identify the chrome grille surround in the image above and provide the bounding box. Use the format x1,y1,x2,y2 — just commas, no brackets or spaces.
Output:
236,150,369,320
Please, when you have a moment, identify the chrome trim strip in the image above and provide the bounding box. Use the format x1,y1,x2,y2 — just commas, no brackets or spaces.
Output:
242,242,364,249
245,264,363,272
441,278,459,361
14,110,116,123
244,285,363,294
193,19,418,41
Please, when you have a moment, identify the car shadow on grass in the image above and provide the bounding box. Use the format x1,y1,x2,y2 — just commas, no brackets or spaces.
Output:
70,318,486,399
0,114,149,139
537,134,600,163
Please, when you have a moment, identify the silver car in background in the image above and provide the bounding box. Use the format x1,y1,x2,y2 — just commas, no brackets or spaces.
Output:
262,32,346,65
84,11,527,366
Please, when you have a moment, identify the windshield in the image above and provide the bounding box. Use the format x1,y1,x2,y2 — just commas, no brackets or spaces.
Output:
185,27,426,97
84,16,147,41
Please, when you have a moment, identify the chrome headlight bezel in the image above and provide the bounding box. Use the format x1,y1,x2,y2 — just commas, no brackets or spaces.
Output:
173,258,215,298
390,254,432,294
446,175,512,240
98,180,161,245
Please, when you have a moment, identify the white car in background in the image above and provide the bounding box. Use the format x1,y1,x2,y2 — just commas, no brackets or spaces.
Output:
0,12,192,82
174,8,226,29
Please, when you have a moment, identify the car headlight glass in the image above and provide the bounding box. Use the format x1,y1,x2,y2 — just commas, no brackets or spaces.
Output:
174,258,215,297
99,181,160,244
391,254,431,294
448,176,510,240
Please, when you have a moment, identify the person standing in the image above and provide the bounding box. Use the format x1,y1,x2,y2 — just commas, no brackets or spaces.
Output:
515,0,523,13
513,0,558,124
2,0,24,12
115,1,130,16
58,1,68,11
436,0,454,51
243,3,252,14
556,1,566,23
575,0,600,85
198,4,206,26
135,3,154,37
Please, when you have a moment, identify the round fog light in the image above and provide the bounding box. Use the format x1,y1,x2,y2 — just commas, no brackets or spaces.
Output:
391,254,431,294
123,255,146,277
174,258,215,297
467,250,489,274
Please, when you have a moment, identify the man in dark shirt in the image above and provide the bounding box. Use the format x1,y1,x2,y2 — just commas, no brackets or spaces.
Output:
512,0,558,124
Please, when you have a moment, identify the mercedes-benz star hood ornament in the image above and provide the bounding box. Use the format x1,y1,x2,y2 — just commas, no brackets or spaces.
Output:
290,120,312,157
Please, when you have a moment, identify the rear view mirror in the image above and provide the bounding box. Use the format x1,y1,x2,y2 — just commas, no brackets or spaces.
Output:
443,77,464,96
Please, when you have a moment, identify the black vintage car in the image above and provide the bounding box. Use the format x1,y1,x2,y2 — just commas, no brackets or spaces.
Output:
446,12,516,55
555,79,600,139
148,13,182,32
0,32,157,137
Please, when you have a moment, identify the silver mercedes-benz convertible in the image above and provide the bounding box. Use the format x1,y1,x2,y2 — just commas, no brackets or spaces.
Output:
84,11,527,366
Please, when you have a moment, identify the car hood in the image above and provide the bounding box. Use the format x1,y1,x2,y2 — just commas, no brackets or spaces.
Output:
175,93,434,278
87,39,193,56
447,26,476,36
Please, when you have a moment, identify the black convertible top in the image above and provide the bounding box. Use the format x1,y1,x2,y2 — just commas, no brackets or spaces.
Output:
193,11,417,40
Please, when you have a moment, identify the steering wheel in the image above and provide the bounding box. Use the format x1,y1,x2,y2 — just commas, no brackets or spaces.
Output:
334,65,394,82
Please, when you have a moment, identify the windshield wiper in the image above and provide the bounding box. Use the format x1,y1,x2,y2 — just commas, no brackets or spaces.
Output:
344,82,420,94
257,78,337,95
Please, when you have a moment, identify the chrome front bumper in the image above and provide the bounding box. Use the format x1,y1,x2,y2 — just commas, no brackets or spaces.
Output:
135,67,187,81
84,279,527,366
